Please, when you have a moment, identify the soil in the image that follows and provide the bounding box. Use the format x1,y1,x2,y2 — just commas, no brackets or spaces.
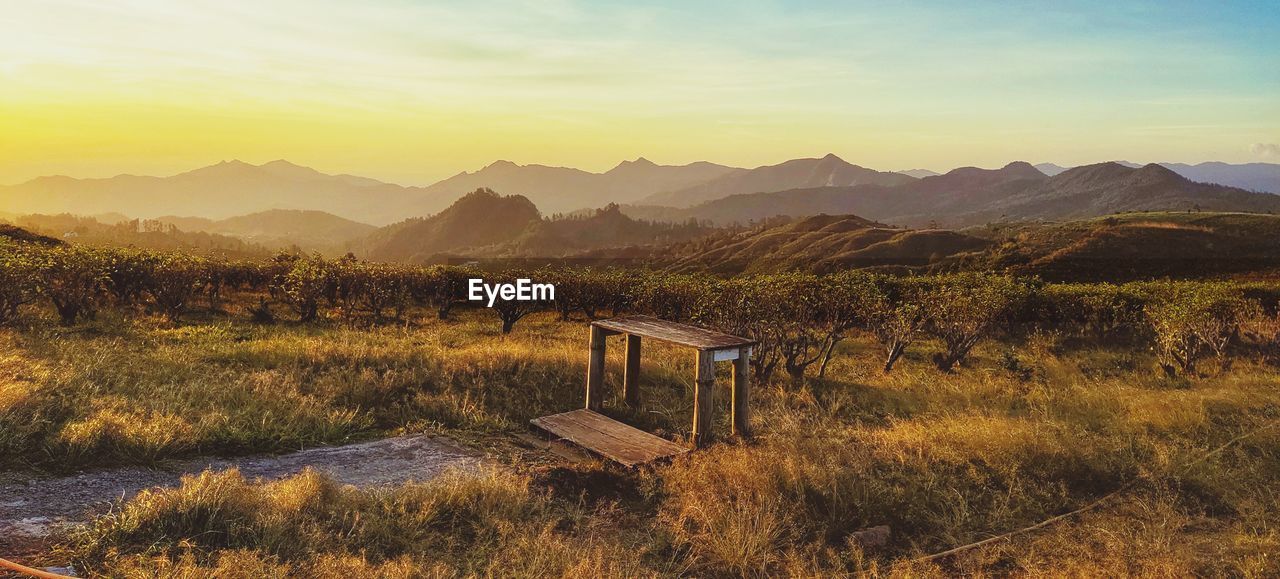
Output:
0,434,481,557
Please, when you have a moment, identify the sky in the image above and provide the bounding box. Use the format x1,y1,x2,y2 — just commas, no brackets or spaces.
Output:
1,0,1278,185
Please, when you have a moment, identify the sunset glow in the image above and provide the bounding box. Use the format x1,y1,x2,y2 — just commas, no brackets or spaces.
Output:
2,0,1277,184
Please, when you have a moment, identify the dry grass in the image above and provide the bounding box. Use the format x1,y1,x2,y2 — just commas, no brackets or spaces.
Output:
4,302,1278,576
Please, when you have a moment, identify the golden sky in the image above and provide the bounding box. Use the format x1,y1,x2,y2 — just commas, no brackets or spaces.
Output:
2,0,1278,185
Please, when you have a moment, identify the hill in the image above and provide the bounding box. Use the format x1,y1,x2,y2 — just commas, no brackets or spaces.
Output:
649,214,992,274
624,162,1280,228
969,212,1280,280
0,223,63,246
1036,161,1280,193
415,158,740,215
637,153,915,207
360,189,543,263
1,214,271,257
0,160,421,225
359,190,715,263
465,204,711,258
155,209,376,254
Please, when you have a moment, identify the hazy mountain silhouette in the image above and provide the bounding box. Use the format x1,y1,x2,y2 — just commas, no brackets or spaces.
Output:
154,209,376,252
414,158,740,215
897,169,941,178
637,153,915,207
0,160,419,225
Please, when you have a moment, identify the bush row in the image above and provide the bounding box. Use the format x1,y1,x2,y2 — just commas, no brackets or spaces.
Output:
2,242,1276,380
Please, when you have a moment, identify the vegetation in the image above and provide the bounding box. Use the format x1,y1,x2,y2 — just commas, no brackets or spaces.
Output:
2,239,1278,575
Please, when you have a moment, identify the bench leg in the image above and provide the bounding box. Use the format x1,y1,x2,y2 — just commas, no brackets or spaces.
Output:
623,334,641,409
732,347,751,438
693,350,715,447
585,326,606,411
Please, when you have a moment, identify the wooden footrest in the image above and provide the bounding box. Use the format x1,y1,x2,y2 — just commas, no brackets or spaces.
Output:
531,409,688,467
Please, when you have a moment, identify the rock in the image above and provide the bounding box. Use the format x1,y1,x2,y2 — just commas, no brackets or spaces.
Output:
848,525,891,549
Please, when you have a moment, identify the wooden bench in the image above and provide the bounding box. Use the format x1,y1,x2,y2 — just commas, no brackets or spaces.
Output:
532,315,755,465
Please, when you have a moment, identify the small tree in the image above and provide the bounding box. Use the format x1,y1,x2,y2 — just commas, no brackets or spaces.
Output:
0,242,42,325
484,270,549,334
1143,281,1256,377
276,255,334,322
924,273,1028,372
143,252,209,323
866,276,929,373
634,271,715,323
37,245,110,325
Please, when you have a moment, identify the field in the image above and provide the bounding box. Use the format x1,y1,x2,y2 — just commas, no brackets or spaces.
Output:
3,271,1279,577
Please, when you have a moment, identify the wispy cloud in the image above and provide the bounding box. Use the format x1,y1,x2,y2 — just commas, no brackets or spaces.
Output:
1252,143,1280,159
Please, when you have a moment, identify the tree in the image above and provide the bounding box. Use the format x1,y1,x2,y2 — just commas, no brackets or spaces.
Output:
923,273,1028,372
866,276,929,373
144,252,209,323
276,255,334,322
1143,281,1256,377
36,245,110,325
0,242,41,325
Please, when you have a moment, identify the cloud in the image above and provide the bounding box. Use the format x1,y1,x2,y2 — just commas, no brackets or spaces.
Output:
1251,143,1280,159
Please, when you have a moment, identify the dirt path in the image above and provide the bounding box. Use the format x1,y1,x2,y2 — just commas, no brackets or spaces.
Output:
0,434,482,555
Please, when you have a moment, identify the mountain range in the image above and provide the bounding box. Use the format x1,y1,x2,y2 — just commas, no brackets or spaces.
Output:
622,162,1280,228
3,156,1278,231
636,154,914,207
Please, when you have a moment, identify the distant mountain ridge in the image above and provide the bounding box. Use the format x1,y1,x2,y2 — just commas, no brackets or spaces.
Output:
155,209,377,253
412,157,740,216
638,153,914,207
622,161,1280,228
1034,161,1280,193
0,160,421,225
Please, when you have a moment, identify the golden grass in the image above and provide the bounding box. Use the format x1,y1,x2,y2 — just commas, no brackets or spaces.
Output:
3,303,1277,576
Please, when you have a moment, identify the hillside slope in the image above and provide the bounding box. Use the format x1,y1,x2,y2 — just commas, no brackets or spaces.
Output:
971,212,1280,280
655,214,992,274
155,209,376,253
361,189,543,263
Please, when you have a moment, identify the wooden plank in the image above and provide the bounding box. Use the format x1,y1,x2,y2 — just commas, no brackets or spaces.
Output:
532,409,688,467
732,346,751,438
593,315,755,351
585,325,606,411
623,334,641,408
693,350,715,447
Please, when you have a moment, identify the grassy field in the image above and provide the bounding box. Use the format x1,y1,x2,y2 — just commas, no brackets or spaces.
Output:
3,300,1279,576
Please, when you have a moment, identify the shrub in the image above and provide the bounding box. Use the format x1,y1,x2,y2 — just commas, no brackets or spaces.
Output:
0,241,42,325
143,252,209,323
36,245,111,325
633,271,715,323
924,273,1029,372
866,276,930,373
1142,281,1257,377
276,255,335,322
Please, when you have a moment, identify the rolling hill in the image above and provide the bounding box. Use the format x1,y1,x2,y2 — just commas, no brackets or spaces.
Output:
637,153,915,208
649,214,992,274
969,212,1280,280
359,189,715,263
155,209,377,253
